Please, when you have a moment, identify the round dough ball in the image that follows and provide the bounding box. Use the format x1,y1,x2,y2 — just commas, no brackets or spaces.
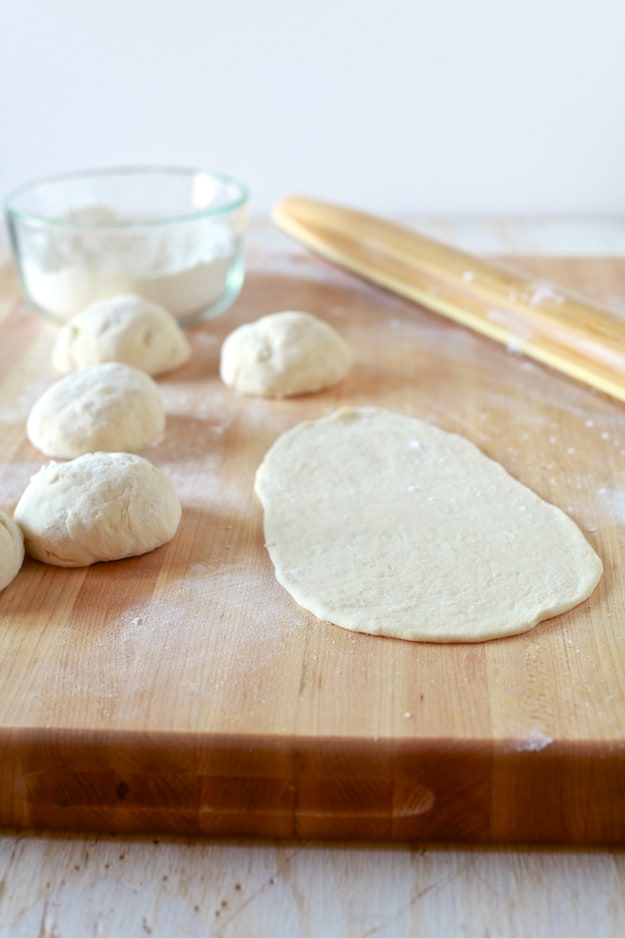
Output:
220,310,351,397
14,452,181,567
0,511,24,590
52,293,191,376
26,362,165,458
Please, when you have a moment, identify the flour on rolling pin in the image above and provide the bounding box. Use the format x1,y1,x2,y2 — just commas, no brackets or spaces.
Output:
22,205,231,322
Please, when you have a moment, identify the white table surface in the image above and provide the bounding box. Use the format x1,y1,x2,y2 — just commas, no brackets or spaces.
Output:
1,215,625,938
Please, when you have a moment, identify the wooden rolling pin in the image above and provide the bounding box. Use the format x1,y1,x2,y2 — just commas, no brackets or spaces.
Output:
272,195,625,404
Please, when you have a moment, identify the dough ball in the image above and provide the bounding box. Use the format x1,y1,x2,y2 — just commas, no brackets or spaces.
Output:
0,511,24,590
26,362,165,458
220,310,351,397
14,452,181,567
52,293,191,376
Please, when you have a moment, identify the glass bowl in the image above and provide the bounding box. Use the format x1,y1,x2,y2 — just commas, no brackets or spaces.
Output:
3,165,249,325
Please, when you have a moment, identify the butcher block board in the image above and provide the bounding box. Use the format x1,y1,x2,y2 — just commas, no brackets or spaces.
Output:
1,237,624,846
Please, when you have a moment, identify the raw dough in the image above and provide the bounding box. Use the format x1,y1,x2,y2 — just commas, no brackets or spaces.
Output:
26,362,165,458
220,310,351,397
15,452,181,567
0,511,24,590
52,293,191,376
254,407,603,643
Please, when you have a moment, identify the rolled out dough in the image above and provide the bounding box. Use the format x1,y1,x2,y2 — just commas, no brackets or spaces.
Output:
254,407,603,643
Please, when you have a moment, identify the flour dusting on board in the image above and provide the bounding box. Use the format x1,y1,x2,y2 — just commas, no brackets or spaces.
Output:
0,462,43,506
114,560,302,665
0,377,48,422
515,728,553,752
592,487,625,527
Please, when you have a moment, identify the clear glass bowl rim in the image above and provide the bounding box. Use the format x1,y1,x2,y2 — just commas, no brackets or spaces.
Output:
3,164,250,228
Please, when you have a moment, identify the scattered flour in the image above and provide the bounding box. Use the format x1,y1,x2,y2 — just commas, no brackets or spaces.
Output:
515,728,553,752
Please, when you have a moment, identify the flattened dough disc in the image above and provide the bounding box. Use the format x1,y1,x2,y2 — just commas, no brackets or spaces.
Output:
254,407,603,643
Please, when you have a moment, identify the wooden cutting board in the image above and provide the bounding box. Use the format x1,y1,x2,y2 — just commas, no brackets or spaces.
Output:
1,241,624,845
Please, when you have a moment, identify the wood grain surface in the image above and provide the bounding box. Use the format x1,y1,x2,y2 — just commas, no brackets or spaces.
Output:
1,247,624,844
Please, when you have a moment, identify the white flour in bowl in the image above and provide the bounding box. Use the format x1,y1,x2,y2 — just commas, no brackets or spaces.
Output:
20,206,238,323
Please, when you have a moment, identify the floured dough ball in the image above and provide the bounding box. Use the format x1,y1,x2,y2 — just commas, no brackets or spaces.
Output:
220,310,351,397
14,452,181,567
26,362,165,458
52,293,191,376
0,511,25,590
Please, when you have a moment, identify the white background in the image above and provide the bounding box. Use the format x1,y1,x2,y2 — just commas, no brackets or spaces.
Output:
2,0,625,217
